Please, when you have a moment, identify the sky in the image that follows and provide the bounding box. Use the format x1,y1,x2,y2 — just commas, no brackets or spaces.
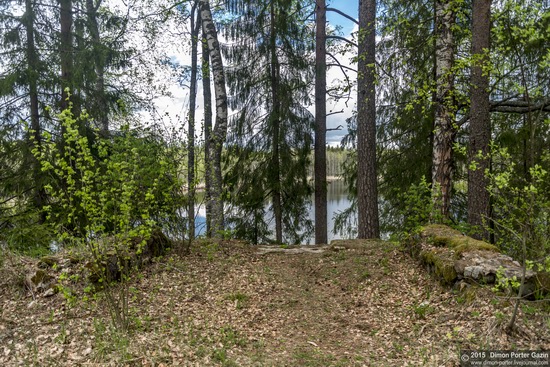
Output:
327,0,358,35
151,0,360,147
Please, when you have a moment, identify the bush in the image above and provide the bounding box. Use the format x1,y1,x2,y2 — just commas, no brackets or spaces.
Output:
32,95,182,331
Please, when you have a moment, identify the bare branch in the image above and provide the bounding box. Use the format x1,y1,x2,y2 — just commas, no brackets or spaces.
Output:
326,35,358,48
326,7,358,25
327,63,356,73
326,110,344,117
490,99,550,114
325,52,352,106
326,125,343,132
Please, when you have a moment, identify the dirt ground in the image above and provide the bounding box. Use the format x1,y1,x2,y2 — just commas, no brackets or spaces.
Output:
1,239,549,366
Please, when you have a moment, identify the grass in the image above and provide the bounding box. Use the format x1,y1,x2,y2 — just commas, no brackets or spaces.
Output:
225,292,249,309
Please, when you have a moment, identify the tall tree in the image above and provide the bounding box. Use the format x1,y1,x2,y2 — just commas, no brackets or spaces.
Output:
60,0,73,111
201,27,213,237
315,0,328,244
269,0,283,243
468,0,492,240
85,0,108,135
357,0,380,239
186,2,201,245
222,0,314,244
431,0,456,220
24,0,46,222
199,0,228,237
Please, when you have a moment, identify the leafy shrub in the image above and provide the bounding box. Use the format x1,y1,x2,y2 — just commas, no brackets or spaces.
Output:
32,95,182,330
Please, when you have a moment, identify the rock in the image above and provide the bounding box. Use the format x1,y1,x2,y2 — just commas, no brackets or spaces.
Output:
26,269,55,293
38,256,59,268
464,266,483,279
419,247,457,285
43,287,56,297
87,228,172,284
405,225,546,298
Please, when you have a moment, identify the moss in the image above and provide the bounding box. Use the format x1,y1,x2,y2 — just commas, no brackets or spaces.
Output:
420,249,457,285
421,224,499,257
38,256,59,268
449,238,499,257
421,224,463,239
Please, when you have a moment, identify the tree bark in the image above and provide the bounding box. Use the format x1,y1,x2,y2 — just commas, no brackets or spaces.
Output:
357,0,380,239
270,1,283,244
60,0,73,111
187,4,200,246
431,0,456,220
25,0,46,222
314,0,328,244
199,0,228,237
468,0,492,240
202,25,213,237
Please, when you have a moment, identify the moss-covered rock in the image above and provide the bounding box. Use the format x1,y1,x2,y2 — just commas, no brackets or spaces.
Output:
422,224,499,257
419,247,457,285
86,228,172,284
405,225,546,298
38,256,59,268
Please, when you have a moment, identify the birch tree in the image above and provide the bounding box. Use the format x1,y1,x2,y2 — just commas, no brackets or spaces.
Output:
186,2,201,246
199,0,228,237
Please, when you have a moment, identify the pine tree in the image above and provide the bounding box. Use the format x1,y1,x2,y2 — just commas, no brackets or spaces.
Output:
314,0,328,244
467,0,492,240
357,0,380,239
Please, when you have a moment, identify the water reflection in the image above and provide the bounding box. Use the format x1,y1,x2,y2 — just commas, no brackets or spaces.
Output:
193,179,353,244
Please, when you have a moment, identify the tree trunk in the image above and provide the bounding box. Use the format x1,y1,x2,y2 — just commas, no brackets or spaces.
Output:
202,27,213,237
86,0,108,135
270,1,283,244
468,0,492,240
431,0,456,220
199,0,228,237
186,4,200,246
60,0,73,111
314,0,328,244
357,0,380,239
25,0,46,222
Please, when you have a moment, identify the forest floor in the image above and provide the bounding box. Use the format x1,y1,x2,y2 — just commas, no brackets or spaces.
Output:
1,239,549,366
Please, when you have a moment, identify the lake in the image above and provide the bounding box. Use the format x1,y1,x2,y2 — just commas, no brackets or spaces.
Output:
194,179,354,244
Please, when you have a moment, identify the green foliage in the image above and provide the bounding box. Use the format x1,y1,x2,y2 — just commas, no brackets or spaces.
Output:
222,0,314,244
1,212,54,256
400,177,436,232
32,99,180,331
488,147,550,261
225,292,249,309
333,144,358,238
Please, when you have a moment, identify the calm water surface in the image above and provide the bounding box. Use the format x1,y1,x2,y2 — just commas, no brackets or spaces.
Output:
194,179,353,244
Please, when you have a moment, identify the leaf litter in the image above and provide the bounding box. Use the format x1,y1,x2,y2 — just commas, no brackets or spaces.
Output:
0,239,548,366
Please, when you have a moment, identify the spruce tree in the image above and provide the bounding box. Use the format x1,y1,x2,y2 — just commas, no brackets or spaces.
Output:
222,0,315,244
